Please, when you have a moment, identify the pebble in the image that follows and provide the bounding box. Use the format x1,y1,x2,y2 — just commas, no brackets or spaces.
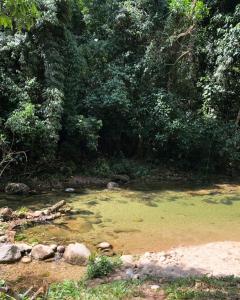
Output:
21,256,32,264
150,285,160,290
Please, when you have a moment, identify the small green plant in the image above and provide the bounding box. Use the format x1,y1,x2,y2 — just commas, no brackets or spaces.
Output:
15,206,29,216
87,255,122,279
15,233,27,242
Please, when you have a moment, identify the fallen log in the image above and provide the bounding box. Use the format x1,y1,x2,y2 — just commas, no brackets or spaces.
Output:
0,200,70,241
48,200,66,213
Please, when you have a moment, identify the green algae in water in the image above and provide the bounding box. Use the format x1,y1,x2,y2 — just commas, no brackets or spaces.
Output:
3,182,240,253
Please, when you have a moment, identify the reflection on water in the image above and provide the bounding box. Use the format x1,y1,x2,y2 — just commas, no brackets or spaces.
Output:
1,181,240,254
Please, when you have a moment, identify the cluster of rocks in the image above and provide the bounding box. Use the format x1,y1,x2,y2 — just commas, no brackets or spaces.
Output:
0,241,114,265
0,242,90,265
0,200,71,243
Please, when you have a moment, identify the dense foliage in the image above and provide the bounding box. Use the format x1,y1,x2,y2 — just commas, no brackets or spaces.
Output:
0,0,239,175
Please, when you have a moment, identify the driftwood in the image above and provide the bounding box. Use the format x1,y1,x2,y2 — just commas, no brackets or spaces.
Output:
48,200,66,213
0,200,70,241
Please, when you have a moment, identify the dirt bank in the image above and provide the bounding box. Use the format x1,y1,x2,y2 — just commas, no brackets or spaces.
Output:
123,241,240,278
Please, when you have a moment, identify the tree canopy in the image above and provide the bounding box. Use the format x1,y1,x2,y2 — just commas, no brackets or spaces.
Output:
0,0,239,176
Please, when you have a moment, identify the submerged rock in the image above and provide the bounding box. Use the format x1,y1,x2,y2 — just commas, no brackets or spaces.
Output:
97,242,112,250
107,182,119,189
31,244,55,260
63,243,91,265
65,188,75,193
5,183,30,195
0,244,22,263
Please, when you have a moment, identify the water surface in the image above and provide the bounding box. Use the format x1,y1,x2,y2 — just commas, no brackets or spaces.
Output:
1,181,240,254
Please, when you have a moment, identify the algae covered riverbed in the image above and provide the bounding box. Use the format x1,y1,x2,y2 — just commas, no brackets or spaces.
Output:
1,181,240,254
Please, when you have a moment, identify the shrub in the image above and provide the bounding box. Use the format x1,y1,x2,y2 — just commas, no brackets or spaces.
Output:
87,255,122,279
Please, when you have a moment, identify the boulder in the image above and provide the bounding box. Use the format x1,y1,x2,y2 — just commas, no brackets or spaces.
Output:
49,244,57,252
0,244,22,263
5,183,30,195
16,243,32,254
107,182,119,189
63,243,91,265
121,255,134,267
0,207,13,221
31,244,55,260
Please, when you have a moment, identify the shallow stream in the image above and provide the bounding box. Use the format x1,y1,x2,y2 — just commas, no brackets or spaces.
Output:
1,180,240,254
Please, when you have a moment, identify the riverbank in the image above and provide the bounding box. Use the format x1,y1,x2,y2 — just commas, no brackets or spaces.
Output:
1,241,240,299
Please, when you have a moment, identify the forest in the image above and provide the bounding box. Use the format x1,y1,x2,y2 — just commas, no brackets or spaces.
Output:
1,1,240,299
0,0,240,177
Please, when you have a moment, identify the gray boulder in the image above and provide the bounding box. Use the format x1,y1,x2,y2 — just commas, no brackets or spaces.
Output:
107,182,119,189
16,243,32,254
31,244,55,260
0,244,22,263
63,243,91,265
5,183,30,195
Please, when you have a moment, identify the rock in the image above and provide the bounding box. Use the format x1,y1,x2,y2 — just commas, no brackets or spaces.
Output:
7,231,16,243
107,182,119,189
31,244,55,260
125,268,134,278
111,175,130,183
150,285,160,290
0,244,22,263
16,243,32,253
50,244,57,252
5,183,30,195
0,207,13,221
65,188,75,193
31,211,43,218
121,255,134,267
21,256,32,263
63,243,91,265
97,242,112,250
0,236,7,243
57,245,65,253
